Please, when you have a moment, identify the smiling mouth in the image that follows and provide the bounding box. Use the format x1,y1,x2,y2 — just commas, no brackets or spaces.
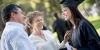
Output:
64,15,66,18
64,15,68,20
38,24,43,26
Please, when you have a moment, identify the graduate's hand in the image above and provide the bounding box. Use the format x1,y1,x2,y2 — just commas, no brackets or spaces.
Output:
63,30,71,43
70,45,77,50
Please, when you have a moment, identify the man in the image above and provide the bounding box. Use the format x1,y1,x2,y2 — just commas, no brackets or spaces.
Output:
1,4,36,50
52,12,68,50
52,12,68,43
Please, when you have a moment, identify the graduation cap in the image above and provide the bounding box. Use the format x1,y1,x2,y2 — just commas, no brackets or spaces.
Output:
60,0,84,8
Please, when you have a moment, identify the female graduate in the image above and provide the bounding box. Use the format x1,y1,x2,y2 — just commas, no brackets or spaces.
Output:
60,0,100,50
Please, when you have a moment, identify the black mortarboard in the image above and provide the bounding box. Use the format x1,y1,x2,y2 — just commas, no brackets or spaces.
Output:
60,0,84,8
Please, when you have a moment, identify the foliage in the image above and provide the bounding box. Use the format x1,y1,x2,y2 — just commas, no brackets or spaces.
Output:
85,0,95,6
0,0,100,36
87,16,100,35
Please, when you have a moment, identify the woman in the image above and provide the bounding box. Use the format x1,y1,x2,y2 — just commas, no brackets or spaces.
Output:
60,0,100,50
26,11,70,50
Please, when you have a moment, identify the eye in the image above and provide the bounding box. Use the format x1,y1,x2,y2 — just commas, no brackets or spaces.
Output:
62,9,67,13
64,9,67,11
37,20,39,22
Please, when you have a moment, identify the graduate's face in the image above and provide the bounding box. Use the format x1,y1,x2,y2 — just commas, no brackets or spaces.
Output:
31,16,43,30
11,8,25,25
62,7,72,21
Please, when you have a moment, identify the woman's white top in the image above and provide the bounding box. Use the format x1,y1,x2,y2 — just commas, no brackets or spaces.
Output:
29,30,66,50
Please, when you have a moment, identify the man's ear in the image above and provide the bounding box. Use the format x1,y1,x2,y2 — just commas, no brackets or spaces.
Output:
10,12,15,18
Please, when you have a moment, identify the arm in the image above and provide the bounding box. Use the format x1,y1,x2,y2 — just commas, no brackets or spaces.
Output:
58,41,66,49
46,30,66,49
58,30,71,49
10,29,36,50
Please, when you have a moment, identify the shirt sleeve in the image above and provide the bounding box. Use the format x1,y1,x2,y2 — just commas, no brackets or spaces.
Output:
46,30,66,49
10,29,36,50
65,42,72,50
58,41,66,49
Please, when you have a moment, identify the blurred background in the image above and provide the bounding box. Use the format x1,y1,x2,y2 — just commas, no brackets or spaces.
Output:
0,0,100,47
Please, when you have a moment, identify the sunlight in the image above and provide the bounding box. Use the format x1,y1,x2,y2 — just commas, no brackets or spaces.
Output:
97,29,100,36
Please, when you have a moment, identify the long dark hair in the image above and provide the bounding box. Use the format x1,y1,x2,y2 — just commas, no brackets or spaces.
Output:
65,6,87,47
66,5,86,30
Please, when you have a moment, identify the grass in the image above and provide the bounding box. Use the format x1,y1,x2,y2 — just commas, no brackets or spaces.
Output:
87,16,100,36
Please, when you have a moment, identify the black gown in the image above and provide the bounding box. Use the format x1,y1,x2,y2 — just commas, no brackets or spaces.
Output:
69,19,100,50
52,18,68,43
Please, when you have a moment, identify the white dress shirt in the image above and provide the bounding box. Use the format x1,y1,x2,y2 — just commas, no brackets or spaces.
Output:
1,22,36,50
29,30,66,50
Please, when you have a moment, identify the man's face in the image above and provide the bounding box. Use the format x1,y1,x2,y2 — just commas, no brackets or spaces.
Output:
13,8,25,25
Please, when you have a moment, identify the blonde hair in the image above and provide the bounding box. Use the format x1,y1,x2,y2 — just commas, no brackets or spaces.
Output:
26,11,42,24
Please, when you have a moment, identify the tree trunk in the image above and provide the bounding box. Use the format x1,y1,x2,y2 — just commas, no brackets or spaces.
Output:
0,1,5,39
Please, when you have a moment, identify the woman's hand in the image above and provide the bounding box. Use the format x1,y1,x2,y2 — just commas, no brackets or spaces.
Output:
70,45,77,50
63,30,71,43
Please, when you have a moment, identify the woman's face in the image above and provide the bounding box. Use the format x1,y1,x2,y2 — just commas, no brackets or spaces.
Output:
62,7,72,21
31,16,43,30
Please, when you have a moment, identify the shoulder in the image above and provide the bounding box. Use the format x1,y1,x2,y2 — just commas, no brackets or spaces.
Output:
57,18,66,23
1,28,21,41
42,30,52,34
79,19,92,27
9,26,26,34
78,19,95,32
29,34,36,41
3,27,19,36
42,30,53,36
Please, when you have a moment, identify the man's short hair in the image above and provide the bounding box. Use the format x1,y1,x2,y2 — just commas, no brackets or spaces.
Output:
1,4,21,23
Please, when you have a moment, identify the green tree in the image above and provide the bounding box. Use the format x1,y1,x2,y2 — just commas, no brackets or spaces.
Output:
95,0,100,15
85,0,100,15
0,0,5,38
85,0,95,6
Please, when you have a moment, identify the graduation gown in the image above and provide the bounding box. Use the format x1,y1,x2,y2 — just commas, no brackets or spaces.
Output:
69,19,100,50
52,18,68,43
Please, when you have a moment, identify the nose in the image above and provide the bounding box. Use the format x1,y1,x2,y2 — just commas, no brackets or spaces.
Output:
62,12,65,18
63,11,66,15
39,20,43,25
40,20,43,23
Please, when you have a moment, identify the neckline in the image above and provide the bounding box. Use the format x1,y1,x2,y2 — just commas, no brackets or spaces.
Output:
32,31,47,42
